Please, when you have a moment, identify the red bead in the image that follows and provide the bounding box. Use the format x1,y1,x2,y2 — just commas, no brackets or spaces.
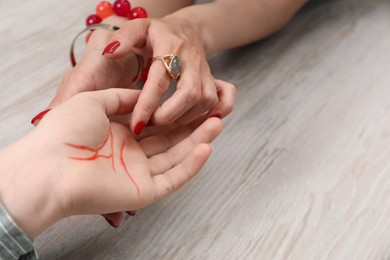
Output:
128,7,148,20
86,14,102,26
113,0,131,17
96,1,114,19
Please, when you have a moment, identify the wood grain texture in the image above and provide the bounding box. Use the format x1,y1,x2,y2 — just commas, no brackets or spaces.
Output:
0,0,389,259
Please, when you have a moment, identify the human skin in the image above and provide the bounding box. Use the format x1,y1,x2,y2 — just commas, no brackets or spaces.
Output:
35,1,222,227
36,0,303,226
49,0,307,133
0,88,223,239
48,0,195,110
102,0,306,131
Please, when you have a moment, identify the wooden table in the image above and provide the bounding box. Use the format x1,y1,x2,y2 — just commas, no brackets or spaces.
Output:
1,0,389,259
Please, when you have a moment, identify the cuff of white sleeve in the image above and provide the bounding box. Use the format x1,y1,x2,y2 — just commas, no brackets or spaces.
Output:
0,204,38,260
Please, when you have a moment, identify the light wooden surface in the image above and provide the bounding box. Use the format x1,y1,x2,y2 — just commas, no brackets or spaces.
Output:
1,0,389,259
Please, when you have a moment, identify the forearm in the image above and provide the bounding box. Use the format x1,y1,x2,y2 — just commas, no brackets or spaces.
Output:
167,0,307,54
132,0,194,18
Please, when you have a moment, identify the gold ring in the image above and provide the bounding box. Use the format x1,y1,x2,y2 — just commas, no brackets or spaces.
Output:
152,54,181,80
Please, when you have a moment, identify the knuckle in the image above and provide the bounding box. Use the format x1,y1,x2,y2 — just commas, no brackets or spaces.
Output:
156,78,170,94
203,93,217,109
140,102,156,116
203,87,218,108
225,102,234,114
187,87,201,104
153,109,176,125
210,95,219,107
169,35,185,50
155,116,172,125
164,174,175,195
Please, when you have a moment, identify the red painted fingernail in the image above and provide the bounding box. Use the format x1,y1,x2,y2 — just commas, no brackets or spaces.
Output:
134,121,145,135
126,211,136,216
209,113,222,119
102,41,120,55
104,217,119,228
31,109,51,125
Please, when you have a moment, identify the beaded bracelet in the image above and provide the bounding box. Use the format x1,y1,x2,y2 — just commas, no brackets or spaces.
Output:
85,0,148,41
70,0,149,85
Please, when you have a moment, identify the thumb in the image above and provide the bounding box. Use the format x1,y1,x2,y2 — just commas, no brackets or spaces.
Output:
31,94,68,126
102,19,150,58
84,88,141,116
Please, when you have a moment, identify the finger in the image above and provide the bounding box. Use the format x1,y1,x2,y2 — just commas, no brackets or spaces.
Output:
130,61,171,135
174,76,219,125
152,65,202,125
140,124,196,157
81,88,141,116
152,143,213,201
207,79,236,118
108,114,132,126
102,19,149,58
148,117,223,176
136,123,179,140
137,114,208,141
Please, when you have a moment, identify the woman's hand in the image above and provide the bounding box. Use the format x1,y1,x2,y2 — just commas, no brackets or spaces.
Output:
102,18,236,134
48,16,140,109
1,88,223,238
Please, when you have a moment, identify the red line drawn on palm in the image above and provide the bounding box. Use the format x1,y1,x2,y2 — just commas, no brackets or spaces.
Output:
65,128,140,196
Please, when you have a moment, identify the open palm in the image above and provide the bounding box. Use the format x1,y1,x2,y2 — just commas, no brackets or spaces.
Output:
35,88,222,217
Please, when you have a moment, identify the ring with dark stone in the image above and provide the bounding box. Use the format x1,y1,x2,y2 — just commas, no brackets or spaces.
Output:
152,54,181,80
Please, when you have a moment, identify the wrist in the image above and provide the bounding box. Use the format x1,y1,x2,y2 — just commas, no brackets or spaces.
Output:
163,3,217,55
0,132,66,239
163,8,209,55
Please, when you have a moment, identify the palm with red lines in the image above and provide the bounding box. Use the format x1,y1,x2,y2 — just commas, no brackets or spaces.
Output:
34,88,222,221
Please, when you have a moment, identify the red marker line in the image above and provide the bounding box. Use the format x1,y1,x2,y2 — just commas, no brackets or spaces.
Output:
120,140,140,197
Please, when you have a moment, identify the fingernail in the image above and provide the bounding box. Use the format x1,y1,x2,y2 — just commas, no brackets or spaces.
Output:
102,41,120,55
209,144,214,152
104,217,119,228
31,109,51,126
126,211,136,216
209,113,222,119
134,121,145,135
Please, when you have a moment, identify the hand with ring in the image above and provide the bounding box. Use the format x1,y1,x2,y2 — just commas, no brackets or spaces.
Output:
101,17,236,135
